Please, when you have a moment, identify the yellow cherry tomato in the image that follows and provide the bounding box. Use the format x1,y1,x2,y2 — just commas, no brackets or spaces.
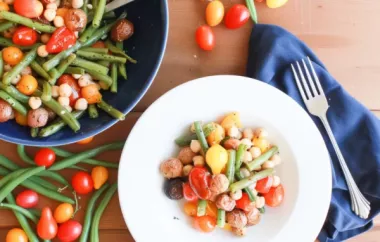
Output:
267,0,288,9
206,123,225,146
3,47,24,66
252,137,270,153
205,0,224,27
220,112,242,131
223,223,232,231
6,228,28,242
15,112,28,126
205,144,228,174
91,166,109,189
184,202,197,216
16,75,38,95
77,136,94,144
53,203,74,224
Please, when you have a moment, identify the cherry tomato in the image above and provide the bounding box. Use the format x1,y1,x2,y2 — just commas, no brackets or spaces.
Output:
225,4,250,29
92,41,106,48
91,166,109,189
16,75,38,95
206,201,218,218
264,184,284,207
256,176,274,194
57,220,82,242
37,207,58,240
205,0,224,27
195,25,215,51
183,182,198,202
81,84,102,104
2,47,24,66
34,148,56,167
267,0,288,9
0,2,10,13
71,171,94,195
6,228,28,242
184,202,197,216
235,193,255,212
16,190,39,208
12,26,38,46
14,0,43,18
189,167,212,200
77,136,94,144
46,27,76,54
54,203,74,224
193,216,216,233
57,74,81,106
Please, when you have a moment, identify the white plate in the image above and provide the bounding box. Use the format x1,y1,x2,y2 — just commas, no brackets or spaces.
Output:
118,75,332,242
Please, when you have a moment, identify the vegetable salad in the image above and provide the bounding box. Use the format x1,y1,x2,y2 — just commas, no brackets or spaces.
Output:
160,112,285,236
0,0,135,138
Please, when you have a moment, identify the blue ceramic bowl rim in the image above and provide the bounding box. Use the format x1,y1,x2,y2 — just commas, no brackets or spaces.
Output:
0,2,169,147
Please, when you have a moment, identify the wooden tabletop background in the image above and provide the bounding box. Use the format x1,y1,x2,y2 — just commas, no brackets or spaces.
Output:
1,0,380,241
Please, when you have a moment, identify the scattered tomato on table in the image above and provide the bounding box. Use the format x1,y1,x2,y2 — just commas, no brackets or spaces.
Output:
34,148,56,167
195,25,215,51
267,0,288,8
72,171,94,195
225,4,250,29
91,166,109,189
77,136,95,145
37,207,58,240
5,228,28,242
205,0,225,27
57,220,83,242
54,203,74,224
16,190,39,208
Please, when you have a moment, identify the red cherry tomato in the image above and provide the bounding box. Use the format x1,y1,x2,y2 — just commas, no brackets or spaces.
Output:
71,171,94,195
57,74,80,106
12,26,38,47
14,0,43,18
34,148,56,167
193,216,216,233
256,176,274,194
264,184,284,207
46,27,76,54
16,190,39,208
235,193,255,212
225,4,250,29
183,182,198,202
57,220,82,242
189,167,211,200
37,207,58,240
195,25,215,51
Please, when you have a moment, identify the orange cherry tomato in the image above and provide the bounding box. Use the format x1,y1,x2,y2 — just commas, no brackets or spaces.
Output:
264,184,284,207
56,8,69,18
183,182,198,202
193,216,216,233
54,203,74,224
77,136,94,144
2,47,24,66
256,176,274,194
92,41,106,48
16,75,38,95
6,228,28,242
81,84,102,104
14,0,43,18
0,2,10,13
184,202,197,216
195,25,215,51
91,166,109,189
205,0,224,27
206,201,218,218
15,112,28,126
37,207,58,240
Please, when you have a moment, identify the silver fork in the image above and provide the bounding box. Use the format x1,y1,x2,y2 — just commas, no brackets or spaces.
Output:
291,57,370,219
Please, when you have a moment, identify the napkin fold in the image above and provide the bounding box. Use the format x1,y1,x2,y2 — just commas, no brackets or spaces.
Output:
246,24,380,242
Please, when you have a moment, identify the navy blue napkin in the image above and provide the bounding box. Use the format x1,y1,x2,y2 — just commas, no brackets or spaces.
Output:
246,24,380,242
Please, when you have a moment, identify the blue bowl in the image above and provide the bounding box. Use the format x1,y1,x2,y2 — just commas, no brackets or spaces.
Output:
0,0,169,147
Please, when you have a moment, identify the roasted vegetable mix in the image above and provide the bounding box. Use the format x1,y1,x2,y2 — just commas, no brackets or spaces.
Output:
0,0,136,137
160,112,285,236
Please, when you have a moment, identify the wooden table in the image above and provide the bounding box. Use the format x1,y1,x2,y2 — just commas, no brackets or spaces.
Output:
1,0,380,241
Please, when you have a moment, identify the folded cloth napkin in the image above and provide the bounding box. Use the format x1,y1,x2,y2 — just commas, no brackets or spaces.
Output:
246,24,380,242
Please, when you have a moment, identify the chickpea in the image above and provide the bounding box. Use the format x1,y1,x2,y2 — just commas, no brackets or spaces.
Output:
242,151,252,163
227,126,239,138
239,168,250,178
230,190,242,200
223,138,241,150
215,194,236,211
193,155,205,166
182,164,193,176
269,154,282,166
254,128,268,138
245,207,261,226
240,138,252,149
255,196,265,209
272,175,281,187
178,147,196,165
249,147,261,159
242,128,253,140
210,174,229,194
226,209,247,229
190,140,201,153
262,160,275,169
160,158,183,178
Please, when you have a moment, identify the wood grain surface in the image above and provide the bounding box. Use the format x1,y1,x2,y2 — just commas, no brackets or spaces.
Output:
1,0,380,241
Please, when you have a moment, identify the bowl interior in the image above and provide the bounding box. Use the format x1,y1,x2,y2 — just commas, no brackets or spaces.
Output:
0,0,168,146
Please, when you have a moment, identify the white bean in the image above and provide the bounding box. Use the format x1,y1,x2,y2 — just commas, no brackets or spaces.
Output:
37,45,49,57
53,16,65,28
262,160,275,169
242,151,252,163
193,155,205,166
240,138,252,149
227,126,239,138
44,9,56,22
272,175,281,187
74,98,88,111
254,128,268,138
58,96,70,107
51,86,60,98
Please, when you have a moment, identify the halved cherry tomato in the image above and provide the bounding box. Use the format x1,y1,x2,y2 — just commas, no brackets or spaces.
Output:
71,171,94,195
183,182,198,202
256,176,274,194
195,25,215,51
236,193,254,212
81,84,102,104
6,228,28,242
92,41,106,48
206,201,218,218
34,148,56,167
57,220,82,242
14,0,43,18
77,136,94,145
37,207,58,240
46,27,76,54
2,47,24,66
16,190,39,208
193,216,216,233
54,203,74,224
264,184,284,207
225,4,250,29
12,26,38,47
57,74,80,106
189,167,211,200
184,202,197,216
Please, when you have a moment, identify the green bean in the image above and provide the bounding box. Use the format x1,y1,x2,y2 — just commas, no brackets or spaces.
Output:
50,147,119,168
3,46,39,85
49,54,77,85
110,63,117,93
246,146,278,171
69,165,88,172
30,61,51,80
97,100,125,120
17,145,34,165
0,82,29,104
28,209,41,217
235,144,247,171
0,11,56,33
98,60,110,67
0,166,45,203
82,68,113,88
217,209,225,228
0,90,27,116
88,104,99,118
38,110,85,137
77,50,127,63
246,0,258,24
29,176,58,191
174,125,215,147
79,184,109,242
235,172,257,202
0,37,40,51
47,68,60,85
0,202,39,223
92,0,106,28
106,40,137,64
197,199,207,216
6,194,40,242
79,25,97,43
82,0,89,14
31,128,38,137
90,184,117,242
194,121,209,154
230,169,274,193
43,42,82,71
0,21,17,32
226,150,236,184
80,47,109,54
258,207,265,214
72,57,109,75
64,67,85,75
0,169,27,188
0,51,3,78
114,42,128,79
49,142,124,171
83,16,124,47
41,81,52,101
